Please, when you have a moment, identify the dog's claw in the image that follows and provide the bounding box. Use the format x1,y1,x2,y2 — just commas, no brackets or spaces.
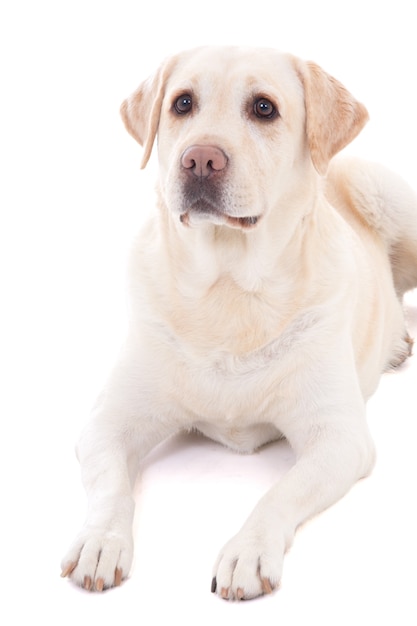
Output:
115,567,123,587
261,577,274,594
60,562,76,578
237,587,245,600
221,587,229,599
61,563,123,591
211,577,217,593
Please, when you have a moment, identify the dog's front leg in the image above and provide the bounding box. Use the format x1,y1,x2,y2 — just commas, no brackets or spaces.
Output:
212,380,375,601
61,347,183,591
60,422,136,591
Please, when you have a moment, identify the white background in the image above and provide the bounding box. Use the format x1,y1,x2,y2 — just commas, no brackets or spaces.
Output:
1,1,416,624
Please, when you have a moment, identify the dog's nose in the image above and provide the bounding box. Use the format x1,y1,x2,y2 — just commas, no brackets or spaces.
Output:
181,145,228,178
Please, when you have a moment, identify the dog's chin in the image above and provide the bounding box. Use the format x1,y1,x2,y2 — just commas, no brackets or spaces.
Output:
179,210,260,230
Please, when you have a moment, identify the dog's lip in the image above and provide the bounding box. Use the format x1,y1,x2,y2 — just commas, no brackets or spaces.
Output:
179,212,260,229
225,215,260,229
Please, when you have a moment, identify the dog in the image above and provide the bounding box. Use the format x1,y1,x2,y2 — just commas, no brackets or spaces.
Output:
61,46,417,600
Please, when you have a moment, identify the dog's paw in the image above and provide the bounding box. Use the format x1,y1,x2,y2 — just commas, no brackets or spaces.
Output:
211,528,284,601
61,527,133,591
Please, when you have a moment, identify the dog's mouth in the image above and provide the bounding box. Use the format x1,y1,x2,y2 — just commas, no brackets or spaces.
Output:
178,178,260,230
224,215,260,229
179,212,260,230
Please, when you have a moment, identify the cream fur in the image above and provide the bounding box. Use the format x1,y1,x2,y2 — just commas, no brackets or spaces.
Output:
61,46,417,600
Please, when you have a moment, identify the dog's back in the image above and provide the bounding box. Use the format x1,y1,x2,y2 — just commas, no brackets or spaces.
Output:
326,156,417,300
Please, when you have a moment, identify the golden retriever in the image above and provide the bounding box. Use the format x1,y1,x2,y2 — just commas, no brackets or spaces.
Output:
61,46,417,600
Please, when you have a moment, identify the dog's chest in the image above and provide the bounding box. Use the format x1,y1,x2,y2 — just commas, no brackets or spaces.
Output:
168,275,296,357
163,302,322,430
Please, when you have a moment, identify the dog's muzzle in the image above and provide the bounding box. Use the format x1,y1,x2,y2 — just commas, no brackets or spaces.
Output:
179,144,260,229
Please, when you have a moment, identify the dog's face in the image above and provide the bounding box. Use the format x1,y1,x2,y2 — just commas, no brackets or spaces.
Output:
121,47,368,231
156,48,310,230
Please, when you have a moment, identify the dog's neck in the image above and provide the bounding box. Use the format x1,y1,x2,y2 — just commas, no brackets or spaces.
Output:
134,180,350,357
155,182,323,298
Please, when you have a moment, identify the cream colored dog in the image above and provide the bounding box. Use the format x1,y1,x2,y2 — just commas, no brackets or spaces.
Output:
61,46,417,600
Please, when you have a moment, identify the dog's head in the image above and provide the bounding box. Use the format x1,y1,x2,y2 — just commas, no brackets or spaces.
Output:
121,47,368,231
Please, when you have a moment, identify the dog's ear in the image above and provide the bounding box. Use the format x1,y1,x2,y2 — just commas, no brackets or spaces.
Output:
296,60,369,175
120,57,177,168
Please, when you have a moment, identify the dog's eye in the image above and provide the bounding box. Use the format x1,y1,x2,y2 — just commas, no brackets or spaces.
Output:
174,94,193,115
253,97,277,120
